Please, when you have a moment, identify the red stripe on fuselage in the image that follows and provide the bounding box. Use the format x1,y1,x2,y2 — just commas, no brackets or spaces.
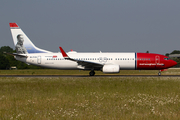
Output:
136,53,172,70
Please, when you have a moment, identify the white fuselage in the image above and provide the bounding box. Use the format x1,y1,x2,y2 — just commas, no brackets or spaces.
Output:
16,52,136,70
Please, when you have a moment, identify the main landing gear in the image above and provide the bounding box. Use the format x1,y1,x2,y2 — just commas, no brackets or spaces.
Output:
89,71,95,76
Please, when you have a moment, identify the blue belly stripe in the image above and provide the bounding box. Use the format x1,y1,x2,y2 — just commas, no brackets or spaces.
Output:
135,53,137,70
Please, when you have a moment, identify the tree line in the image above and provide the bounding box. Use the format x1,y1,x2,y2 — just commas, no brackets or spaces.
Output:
0,46,180,69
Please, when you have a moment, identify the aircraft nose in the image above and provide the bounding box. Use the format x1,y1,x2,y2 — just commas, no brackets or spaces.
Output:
166,60,177,68
171,60,177,67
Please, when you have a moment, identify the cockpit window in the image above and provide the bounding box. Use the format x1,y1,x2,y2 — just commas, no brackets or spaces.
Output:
164,58,170,60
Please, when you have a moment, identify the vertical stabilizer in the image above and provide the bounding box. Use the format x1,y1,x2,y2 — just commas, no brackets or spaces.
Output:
9,23,52,54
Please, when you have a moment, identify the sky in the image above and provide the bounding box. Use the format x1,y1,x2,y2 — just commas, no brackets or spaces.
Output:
0,0,180,55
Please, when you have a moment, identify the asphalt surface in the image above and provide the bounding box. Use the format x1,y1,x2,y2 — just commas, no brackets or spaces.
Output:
0,75,180,77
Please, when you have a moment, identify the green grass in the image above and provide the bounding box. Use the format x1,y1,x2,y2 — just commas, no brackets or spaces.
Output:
0,77,180,119
0,68,179,75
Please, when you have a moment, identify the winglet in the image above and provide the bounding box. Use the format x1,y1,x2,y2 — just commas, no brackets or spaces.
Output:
59,47,68,58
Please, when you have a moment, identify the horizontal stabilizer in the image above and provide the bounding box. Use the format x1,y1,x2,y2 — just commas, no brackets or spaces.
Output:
4,52,28,58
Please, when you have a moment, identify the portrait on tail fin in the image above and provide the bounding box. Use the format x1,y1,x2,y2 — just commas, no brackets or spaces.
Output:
15,34,28,54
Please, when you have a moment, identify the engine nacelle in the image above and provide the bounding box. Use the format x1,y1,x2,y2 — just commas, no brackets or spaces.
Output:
102,64,120,73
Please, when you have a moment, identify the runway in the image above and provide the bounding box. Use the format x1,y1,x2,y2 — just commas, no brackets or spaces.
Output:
0,75,180,77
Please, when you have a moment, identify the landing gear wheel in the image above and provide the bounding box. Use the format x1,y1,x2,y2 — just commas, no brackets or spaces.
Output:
89,71,95,76
158,72,161,76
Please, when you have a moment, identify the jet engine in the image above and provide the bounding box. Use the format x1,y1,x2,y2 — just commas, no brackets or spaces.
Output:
102,64,120,73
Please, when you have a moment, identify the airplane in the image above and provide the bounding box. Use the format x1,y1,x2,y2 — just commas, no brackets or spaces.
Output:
9,23,177,76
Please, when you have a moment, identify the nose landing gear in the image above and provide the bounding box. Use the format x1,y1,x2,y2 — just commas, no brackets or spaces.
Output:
158,71,161,76
158,69,167,76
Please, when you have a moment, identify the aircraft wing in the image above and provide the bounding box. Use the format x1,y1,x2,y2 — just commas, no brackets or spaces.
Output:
59,47,103,69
